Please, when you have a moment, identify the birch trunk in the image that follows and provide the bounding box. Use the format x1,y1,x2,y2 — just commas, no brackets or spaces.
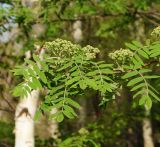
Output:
134,18,154,147
14,1,46,146
72,20,87,127
15,90,39,147
143,108,154,147
15,50,39,147
35,108,60,140
49,108,60,139
72,20,83,43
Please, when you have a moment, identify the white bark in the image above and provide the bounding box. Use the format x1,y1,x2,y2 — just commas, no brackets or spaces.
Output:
72,20,83,43
133,19,154,147
143,108,154,147
15,50,39,147
49,108,60,139
14,1,46,146
72,20,86,127
35,108,60,140
15,90,39,147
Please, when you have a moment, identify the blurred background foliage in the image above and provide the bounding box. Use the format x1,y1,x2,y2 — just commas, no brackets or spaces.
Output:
0,0,160,146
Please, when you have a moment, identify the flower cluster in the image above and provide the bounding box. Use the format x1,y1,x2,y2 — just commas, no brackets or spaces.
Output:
78,128,89,135
44,39,100,59
151,26,160,37
109,48,133,61
45,38,81,58
83,45,100,59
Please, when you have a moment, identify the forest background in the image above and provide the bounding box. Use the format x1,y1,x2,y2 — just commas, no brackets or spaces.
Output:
1,0,160,147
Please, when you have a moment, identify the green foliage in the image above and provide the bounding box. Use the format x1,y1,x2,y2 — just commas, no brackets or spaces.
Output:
0,1,160,146
58,111,134,147
122,69,159,109
1,0,160,145
0,122,14,145
1,0,159,44
58,127,100,147
120,38,160,109
12,39,116,122
12,26,160,121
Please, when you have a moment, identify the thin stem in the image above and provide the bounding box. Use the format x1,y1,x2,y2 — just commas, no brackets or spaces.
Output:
1,93,15,111
74,60,84,80
0,107,14,113
136,70,149,97
94,62,104,85
62,86,67,112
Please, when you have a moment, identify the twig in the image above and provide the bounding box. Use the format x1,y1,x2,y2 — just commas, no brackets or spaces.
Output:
1,93,15,111
0,107,14,113
140,14,159,26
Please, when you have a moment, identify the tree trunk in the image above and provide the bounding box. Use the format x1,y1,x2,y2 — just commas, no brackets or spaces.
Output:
143,108,154,147
15,90,39,147
72,20,87,127
35,108,60,141
134,18,154,147
72,20,83,43
15,50,39,147
49,108,60,139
